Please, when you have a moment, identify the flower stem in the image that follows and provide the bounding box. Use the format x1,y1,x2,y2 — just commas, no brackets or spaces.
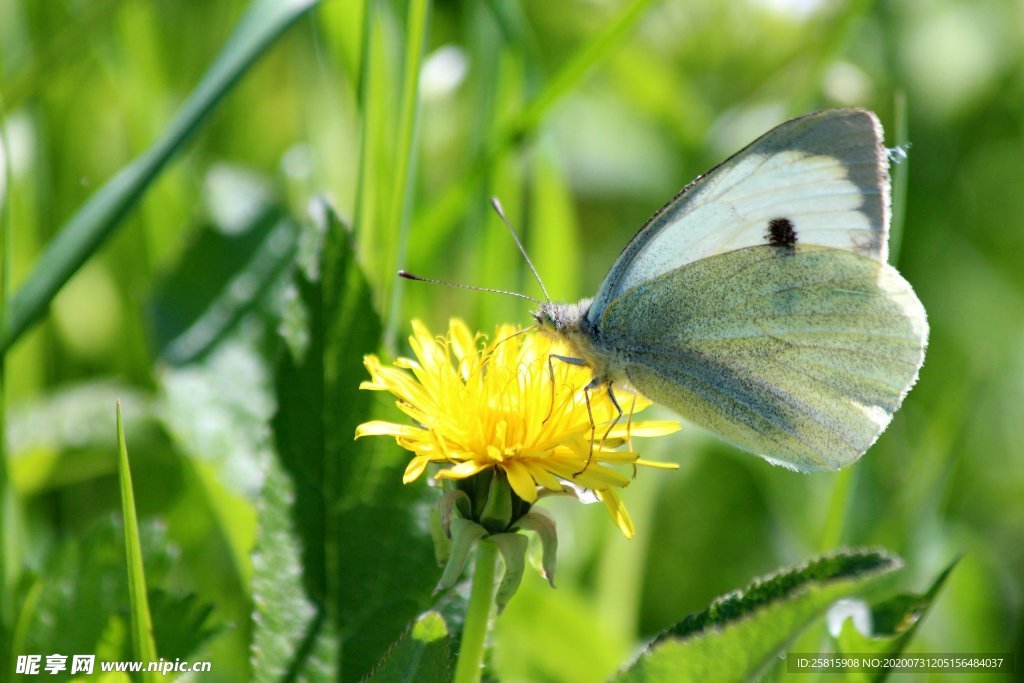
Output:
454,540,498,683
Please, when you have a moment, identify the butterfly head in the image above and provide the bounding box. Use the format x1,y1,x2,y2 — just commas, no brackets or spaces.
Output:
534,298,619,383
533,299,592,335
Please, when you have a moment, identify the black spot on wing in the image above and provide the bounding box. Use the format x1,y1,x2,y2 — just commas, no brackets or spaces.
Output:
767,217,798,249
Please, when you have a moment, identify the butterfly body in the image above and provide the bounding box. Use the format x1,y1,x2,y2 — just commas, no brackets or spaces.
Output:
534,299,617,382
534,109,928,472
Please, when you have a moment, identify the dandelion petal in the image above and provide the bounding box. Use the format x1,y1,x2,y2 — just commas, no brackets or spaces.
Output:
504,460,539,503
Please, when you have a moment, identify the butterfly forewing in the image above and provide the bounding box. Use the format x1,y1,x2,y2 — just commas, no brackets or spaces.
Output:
597,245,927,471
589,109,891,324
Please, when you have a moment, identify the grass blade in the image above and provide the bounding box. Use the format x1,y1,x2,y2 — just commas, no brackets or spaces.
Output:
116,401,159,679
0,96,17,674
0,0,321,353
351,0,377,256
383,0,431,351
506,0,658,141
413,0,659,252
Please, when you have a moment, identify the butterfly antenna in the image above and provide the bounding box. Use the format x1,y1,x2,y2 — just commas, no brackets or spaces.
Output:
491,197,551,303
397,270,541,304
491,323,538,349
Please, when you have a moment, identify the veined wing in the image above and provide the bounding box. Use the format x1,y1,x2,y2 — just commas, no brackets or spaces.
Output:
598,245,927,471
589,109,891,324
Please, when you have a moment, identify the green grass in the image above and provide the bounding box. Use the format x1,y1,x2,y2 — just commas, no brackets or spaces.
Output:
0,0,320,353
117,400,159,681
2,0,1023,680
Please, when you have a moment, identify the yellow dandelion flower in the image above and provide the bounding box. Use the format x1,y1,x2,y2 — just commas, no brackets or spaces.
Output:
355,318,679,537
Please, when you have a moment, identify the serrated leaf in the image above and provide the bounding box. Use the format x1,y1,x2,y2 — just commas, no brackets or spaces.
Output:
251,452,336,683
156,339,272,592
267,200,437,683
364,612,452,683
158,340,274,499
833,556,960,683
613,548,902,683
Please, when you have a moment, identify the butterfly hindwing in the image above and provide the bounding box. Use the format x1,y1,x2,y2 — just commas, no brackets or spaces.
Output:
597,244,927,471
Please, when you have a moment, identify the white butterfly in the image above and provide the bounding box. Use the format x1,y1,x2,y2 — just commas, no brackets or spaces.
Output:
534,109,928,471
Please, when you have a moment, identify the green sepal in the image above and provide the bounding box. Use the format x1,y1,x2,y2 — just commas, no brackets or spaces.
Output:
489,533,529,614
480,471,514,532
516,509,558,588
457,468,493,521
435,517,489,594
438,489,472,538
429,506,451,567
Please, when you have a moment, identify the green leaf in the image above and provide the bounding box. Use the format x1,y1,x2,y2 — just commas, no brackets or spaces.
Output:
156,337,275,596
116,402,159,680
251,451,336,683
157,339,273,500
1,0,321,353
613,548,902,683
269,200,437,683
832,556,960,683
365,612,452,683
13,521,126,659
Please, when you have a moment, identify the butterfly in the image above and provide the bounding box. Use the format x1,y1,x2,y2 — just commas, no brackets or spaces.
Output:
531,108,928,472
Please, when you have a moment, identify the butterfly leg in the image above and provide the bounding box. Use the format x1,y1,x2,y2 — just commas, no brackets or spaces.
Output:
575,382,597,478
626,392,637,479
573,381,623,477
598,384,624,453
543,356,556,424
544,354,588,424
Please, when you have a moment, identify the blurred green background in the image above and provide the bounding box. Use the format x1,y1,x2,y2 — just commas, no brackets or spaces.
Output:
1,0,1022,680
